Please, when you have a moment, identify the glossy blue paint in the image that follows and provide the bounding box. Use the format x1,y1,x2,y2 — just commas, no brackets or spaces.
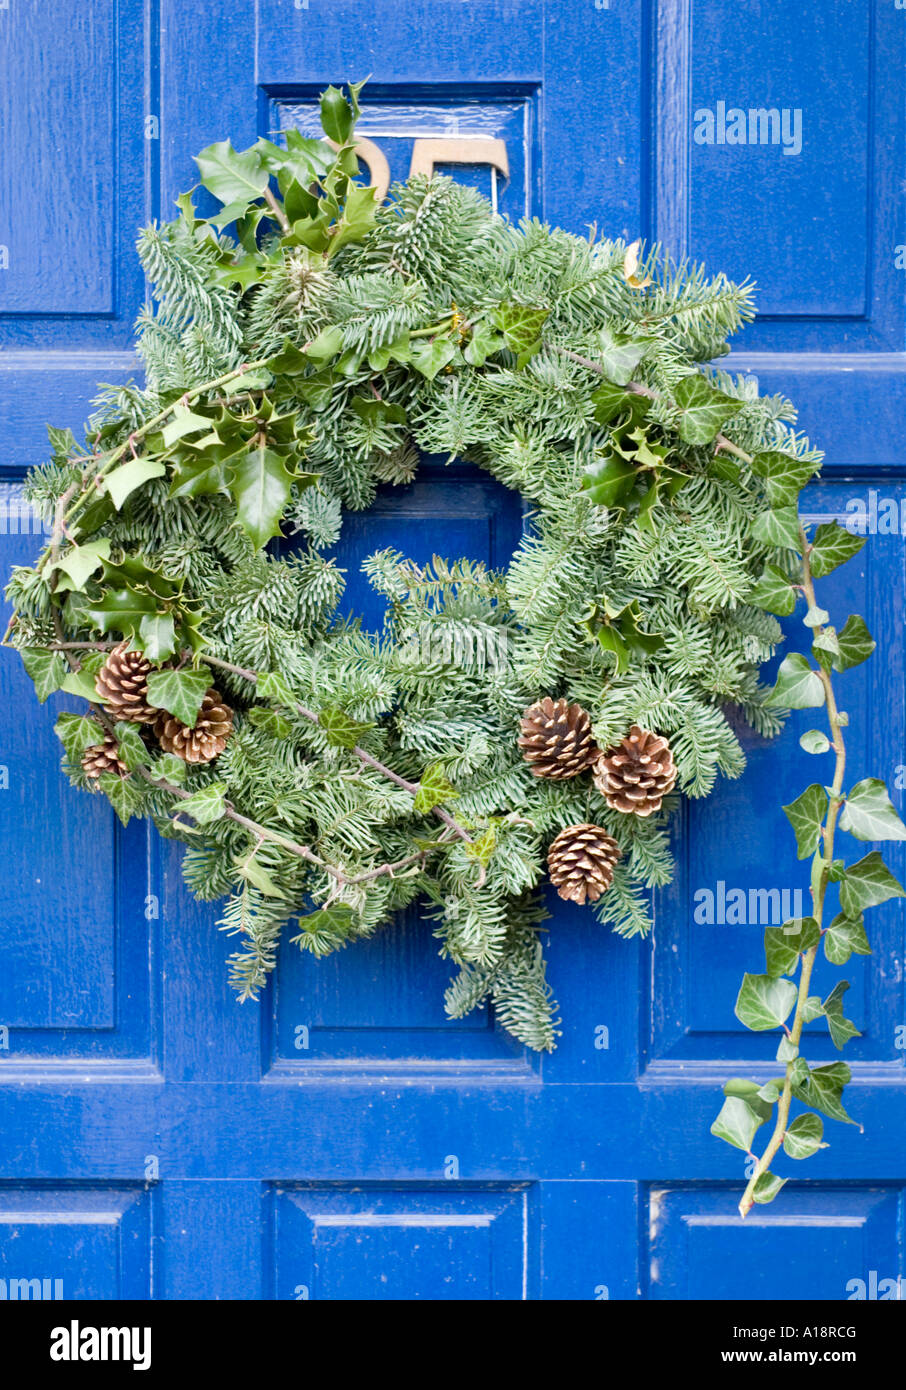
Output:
0,0,903,1302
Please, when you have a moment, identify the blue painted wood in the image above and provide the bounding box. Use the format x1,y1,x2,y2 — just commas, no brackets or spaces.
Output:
0,0,903,1302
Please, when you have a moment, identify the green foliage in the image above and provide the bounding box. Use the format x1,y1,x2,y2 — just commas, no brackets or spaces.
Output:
6,79,833,1061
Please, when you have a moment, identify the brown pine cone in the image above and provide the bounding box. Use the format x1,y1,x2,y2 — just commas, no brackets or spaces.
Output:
95,641,158,724
154,688,233,764
593,725,677,816
82,732,128,780
547,823,621,905
517,697,599,780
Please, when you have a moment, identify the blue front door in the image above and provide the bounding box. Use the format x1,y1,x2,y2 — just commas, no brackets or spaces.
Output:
0,0,903,1301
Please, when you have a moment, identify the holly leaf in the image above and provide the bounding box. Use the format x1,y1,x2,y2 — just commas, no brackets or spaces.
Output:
839,850,905,917
492,304,550,362
20,648,66,702
236,851,286,899
53,539,112,592
782,784,827,859
808,521,865,578
838,778,906,842
194,139,269,205
750,507,802,551
97,771,143,827
673,374,745,445
823,913,871,966
734,973,799,1031
161,405,217,449
168,445,240,500
146,666,213,727
328,184,378,256
230,445,299,550
83,585,160,639
177,781,228,826
749,563,797,616
782,1113,827,1160
790,1060,855,1124
319,85,356,144
766,653,825,709
764,918,820,977
833,615,875,672
137,613,177,662
750,451,816,507
104,456,167,510
821,980,861,1050
55,712,103,761
710,1094,772,1152
581,453,638,509
318,705,375,749
414,762,459,814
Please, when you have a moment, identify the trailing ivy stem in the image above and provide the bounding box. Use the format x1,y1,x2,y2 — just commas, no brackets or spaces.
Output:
738,521,847,1217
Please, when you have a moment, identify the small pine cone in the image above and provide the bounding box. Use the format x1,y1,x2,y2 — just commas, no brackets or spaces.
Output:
517,697,599,780
154,688,233,764
547,823,621,905
593,725,677,817
82,733,128,780
96,641,158,724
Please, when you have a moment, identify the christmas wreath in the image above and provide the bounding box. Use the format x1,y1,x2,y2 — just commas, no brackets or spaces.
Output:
8,84,899,1212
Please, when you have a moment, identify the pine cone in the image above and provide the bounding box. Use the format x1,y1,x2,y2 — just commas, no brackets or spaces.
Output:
547,823,621,904
518,697,598,779
593,725,677,816
154,688,233,764
95,641,158,724
82,732,128,780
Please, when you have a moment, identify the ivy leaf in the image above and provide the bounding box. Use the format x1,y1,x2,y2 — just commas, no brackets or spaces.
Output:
97,771,143,827
808,521,865,578
149,752,188,786
408,338,458,380
194,139,269,205
776,1035,800,1062
800,995,826,1023
812,626,840,671
318,705,375,749
766,653,825,709
590,379,637,426
764,918,820,976
464,824,497,867
178,782,228,826
750,507,802,550
236,851,285,899
230,445,299,550
462,324,505,368
112,721,148,773
104,457,167,510
734,973,799,1031
673,373,745,445
833,614,875,672
838,778,906,842
20,648,66,702
823,913,871,966
258,671,298,708
822,980,861,1050
492,304,550,362
751,1171,787,1205
782,784,827,859
782,1113,827,1160
839,850,905,917
137,613,177,663
749,563,797,616
749,451,816,507
146,666,213,727
710,1094,772,1152
60,666,102,702
722,1077,762,1098
55,712,102,761
248,707,294,740
413,762,459,814
52,539,112,592
596,330,655,385
790,1060,855,1125
292,903,358,955
803,604,830,628
800,729,830,755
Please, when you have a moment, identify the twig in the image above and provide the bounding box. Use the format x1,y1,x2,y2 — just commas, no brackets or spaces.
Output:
263,187,292,235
